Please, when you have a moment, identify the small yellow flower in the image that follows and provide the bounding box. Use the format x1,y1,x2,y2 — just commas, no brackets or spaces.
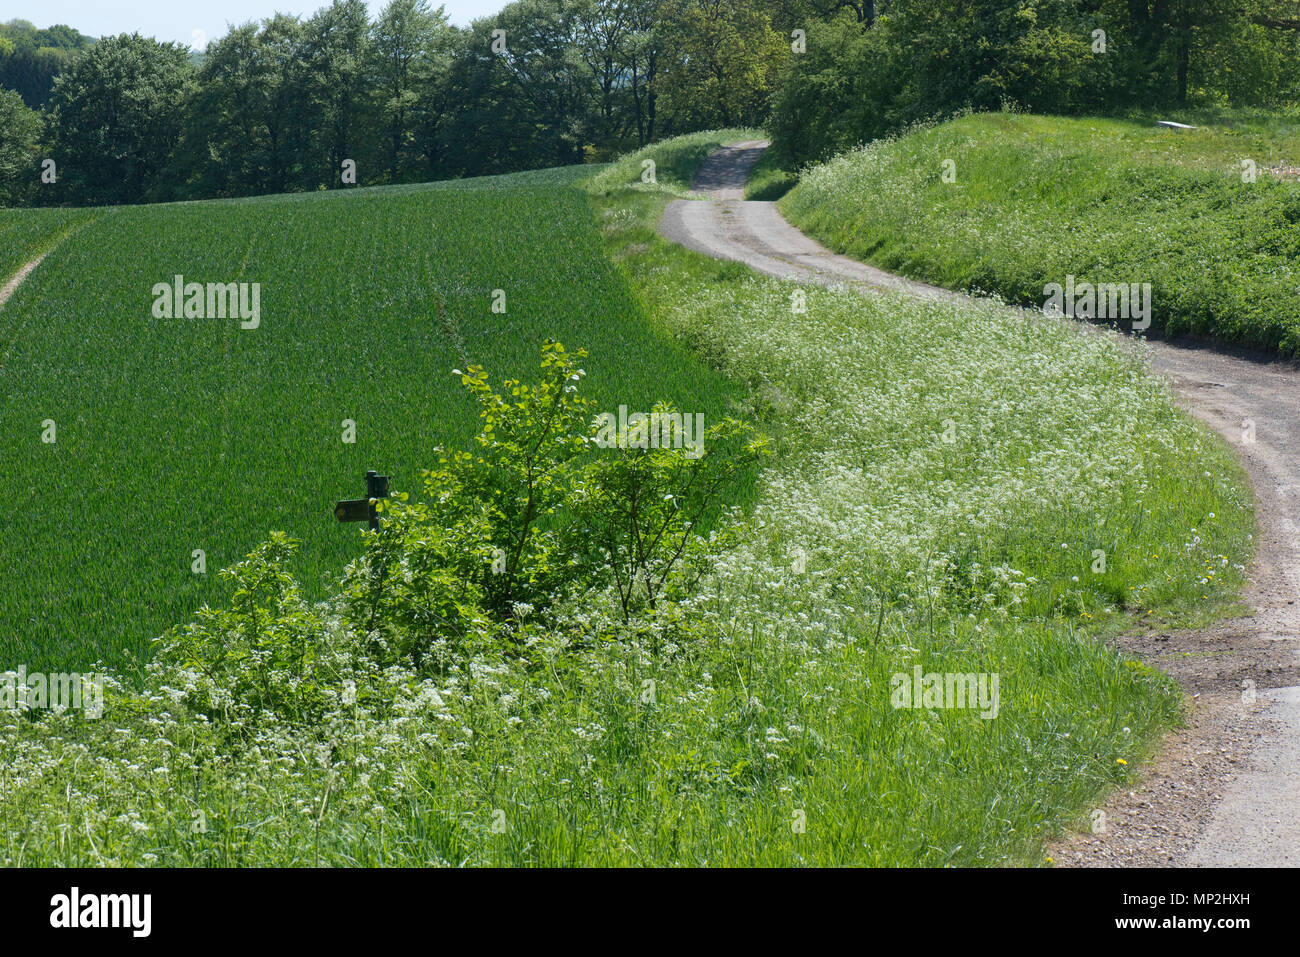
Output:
1116,758,1127,765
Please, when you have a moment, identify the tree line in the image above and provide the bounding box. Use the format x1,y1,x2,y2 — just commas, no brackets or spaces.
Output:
0,19,96,108
771,0,1300,167
2,0,1299,208
0,0,792,207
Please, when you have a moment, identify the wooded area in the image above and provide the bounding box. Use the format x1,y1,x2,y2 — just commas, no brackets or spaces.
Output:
2,0,1299,206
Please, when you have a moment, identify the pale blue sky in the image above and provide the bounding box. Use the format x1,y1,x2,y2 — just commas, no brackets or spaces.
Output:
2,1,505,48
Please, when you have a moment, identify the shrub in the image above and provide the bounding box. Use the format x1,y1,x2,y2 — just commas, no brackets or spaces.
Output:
160,341,766,721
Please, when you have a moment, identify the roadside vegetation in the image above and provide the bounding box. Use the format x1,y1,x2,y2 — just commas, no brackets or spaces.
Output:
783,111,1300,356
588,128,762,196
0,133,1254,866
742,148,797,201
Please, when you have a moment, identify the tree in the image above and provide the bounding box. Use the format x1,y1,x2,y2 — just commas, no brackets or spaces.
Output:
0,88,40,206
33,25,89,50
491,0,596,167
659,0,787,129
613,0,669,145
408,22,461,177
173,16,313,199
46,34,194,205
0,45,78,107
575,0,632,146
302,0,374,187
769,0,1128,166
371,0,450,179
0,20,94,106
259,15,314,194
768,15,898,166
184,23,268,197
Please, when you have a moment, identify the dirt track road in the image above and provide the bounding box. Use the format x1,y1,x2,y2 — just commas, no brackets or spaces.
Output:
661,141,1300,867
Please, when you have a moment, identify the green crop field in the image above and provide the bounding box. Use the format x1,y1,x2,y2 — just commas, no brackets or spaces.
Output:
782,111,1300,357
0,173,740,674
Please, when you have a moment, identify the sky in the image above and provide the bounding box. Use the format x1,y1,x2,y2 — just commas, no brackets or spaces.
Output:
1,1,505,48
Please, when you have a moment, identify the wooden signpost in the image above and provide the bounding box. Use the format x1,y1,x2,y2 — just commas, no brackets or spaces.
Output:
335,470,390,531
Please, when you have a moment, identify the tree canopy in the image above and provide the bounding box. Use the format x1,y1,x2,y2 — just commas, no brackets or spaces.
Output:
1,0,1297,207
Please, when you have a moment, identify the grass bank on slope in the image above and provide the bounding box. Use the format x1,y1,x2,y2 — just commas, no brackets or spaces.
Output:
743,147,798,201
587,129,761,197
782,111,1300,357
0,171,740,674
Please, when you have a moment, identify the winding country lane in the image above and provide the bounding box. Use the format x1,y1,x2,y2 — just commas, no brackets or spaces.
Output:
661,140,1300,866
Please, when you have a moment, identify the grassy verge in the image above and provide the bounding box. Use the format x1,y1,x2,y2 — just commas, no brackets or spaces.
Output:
782,111,1300,357
0,134,1253,866
581,137,1255,863
743,147,798,201
587,129,761,196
